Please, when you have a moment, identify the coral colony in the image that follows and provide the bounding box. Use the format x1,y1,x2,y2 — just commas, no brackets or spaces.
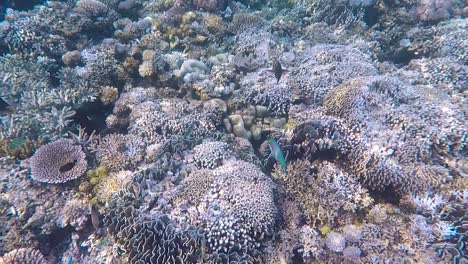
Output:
0,0,466,263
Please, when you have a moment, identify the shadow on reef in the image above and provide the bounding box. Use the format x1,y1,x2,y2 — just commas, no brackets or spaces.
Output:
73,100,114,135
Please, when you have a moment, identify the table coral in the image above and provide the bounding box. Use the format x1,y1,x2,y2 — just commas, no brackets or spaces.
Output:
29,139,87,184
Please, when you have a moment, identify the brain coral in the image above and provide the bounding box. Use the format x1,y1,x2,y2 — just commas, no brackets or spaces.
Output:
0,248,47,264
29,139,87,183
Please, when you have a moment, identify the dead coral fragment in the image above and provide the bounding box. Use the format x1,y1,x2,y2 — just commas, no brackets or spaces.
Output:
29,139,87,183
0,248,47,264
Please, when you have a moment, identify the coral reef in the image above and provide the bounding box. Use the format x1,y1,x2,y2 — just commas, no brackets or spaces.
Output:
1,0,466,263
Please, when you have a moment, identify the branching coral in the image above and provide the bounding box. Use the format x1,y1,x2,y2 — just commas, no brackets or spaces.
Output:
275,159,372,227
228,13,267,34
239,84,292,118
199,160,278,258
190,141,233,169
93,134,143,172
291,0,367,29
415,0,455,22
178,169,215,204
288,44,378,105
29,138,87,183
0,248,47,264
73,0,119,32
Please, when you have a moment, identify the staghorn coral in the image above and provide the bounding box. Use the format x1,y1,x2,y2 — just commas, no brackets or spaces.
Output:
300,225,324,260
0,248,47,264
29,139,87,183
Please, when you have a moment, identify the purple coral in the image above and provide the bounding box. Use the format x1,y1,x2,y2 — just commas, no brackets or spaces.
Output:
29,139,87,183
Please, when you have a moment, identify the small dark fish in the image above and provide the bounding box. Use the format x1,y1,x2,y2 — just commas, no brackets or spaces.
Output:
273,59,283,83
91,206,99,230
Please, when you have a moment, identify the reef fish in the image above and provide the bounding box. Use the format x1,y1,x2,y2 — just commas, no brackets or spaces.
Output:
267,59,289,84
91,206,100,230
267,138,287,174
272,59,283,83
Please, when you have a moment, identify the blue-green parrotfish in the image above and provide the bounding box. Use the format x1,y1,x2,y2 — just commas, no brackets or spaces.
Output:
267,138,287,174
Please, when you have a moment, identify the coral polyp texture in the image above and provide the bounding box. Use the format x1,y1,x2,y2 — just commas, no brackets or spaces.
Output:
29,139,87,183
0,248,46,264
1,0,466,263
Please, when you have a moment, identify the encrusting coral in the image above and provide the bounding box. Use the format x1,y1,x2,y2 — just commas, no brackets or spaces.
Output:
28,138,87,184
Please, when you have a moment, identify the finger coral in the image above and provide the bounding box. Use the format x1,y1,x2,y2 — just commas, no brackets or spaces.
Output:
29,139,87,183
178,169,215,204
0,248,46,264
200,160,278,257
191,141,233,169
